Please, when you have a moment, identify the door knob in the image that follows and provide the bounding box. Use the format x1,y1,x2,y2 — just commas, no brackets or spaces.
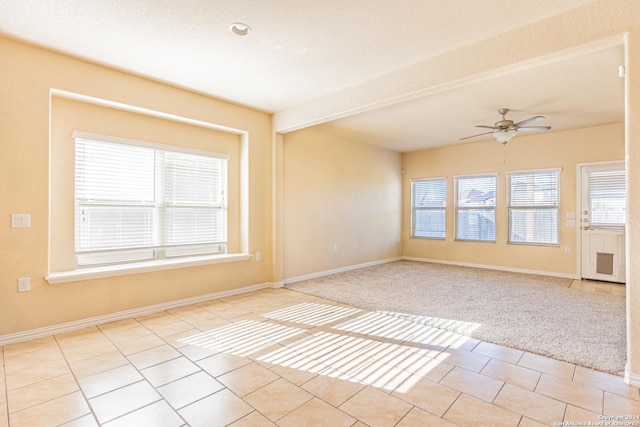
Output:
583,226,590,230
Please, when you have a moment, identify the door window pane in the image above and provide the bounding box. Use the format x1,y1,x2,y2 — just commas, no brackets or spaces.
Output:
588,170,626,226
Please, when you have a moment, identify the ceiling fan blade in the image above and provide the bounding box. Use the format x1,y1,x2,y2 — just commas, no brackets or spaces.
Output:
475,125,498,130
459,131,494,141
516,126,551,132
514,115,544,127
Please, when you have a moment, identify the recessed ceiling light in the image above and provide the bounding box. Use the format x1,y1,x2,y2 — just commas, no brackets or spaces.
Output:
230,22,251,37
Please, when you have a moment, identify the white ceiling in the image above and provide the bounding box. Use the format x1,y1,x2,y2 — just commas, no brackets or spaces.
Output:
0,0,624,152
321,45,625,151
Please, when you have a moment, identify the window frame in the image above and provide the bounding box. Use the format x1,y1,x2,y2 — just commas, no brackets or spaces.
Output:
73,131,230,268
454,173,497,243
411,177,447,240
506,168,560,246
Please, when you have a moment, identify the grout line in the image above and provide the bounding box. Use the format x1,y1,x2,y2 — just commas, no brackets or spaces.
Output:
51,334,100,426
561,403,569,423
1,347,7,427
440,391,462,422
392,405,415,427
492,375,508,404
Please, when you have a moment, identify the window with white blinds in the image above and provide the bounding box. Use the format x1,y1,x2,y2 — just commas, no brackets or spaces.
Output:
411,178,446,239
74,133,228,266
588,169,626,226
507,169,559,245
455,175,496,242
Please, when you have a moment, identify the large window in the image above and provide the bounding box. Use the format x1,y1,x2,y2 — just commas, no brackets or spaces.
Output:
455,174,496,242
411,178,446,239
507,169,559,245
74,133,228,266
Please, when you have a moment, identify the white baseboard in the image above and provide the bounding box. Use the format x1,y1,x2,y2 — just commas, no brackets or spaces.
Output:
402,256,578,280
284,257,402,285
0,282,274,347
625,364,640,387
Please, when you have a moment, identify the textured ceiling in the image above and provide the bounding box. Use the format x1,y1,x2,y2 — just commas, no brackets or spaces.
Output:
321,45,625,152
0,0,623,152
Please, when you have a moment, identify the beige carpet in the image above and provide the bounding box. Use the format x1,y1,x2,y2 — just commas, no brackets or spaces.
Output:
286,260,626,375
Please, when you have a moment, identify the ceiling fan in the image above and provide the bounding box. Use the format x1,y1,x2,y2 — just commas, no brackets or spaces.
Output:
460,108,551,144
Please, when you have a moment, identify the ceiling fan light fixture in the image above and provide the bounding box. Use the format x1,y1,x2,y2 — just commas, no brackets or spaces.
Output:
494,129,517,144
460,109,550,143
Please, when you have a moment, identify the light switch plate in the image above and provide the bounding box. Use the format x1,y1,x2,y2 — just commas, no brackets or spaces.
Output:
11,214,31,228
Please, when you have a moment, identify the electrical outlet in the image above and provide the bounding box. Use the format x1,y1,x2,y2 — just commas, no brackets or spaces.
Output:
333,243,338,251
18,277,31,292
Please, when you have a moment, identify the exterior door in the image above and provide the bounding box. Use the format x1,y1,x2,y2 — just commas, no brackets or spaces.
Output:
580,162,626,283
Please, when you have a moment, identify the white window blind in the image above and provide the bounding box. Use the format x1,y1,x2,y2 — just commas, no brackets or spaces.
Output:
455,175,496,242
588,169,626,226
75,134,228,266
507,169,559,245
411,178,446,239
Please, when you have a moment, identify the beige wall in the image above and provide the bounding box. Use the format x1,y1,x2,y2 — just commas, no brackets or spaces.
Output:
0,36,273,336
625,28,640,381
402,123,625,276
282,126,402,279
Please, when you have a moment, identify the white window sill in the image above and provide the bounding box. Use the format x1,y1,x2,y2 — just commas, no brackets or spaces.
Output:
46,253,252,284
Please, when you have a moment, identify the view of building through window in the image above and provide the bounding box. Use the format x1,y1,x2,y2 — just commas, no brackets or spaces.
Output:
455,175,497,242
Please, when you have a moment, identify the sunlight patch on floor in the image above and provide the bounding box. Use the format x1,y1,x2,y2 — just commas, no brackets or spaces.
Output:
177,302,465,392
178,320,305,356
261,302,361,326
334,311,481,347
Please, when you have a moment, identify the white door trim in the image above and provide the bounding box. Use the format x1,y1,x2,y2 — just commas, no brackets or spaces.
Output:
575,160,626,280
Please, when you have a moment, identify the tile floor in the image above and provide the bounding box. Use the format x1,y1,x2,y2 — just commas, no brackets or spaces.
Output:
1,285,638,427
569,279,626,295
